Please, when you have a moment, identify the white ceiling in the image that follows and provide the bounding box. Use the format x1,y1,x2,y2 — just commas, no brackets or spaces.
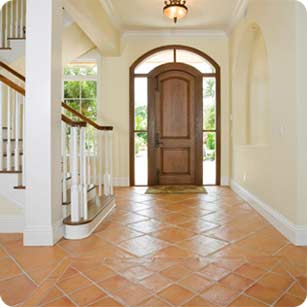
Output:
100,0,244,32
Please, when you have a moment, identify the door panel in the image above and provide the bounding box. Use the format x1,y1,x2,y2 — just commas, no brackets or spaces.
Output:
148,63,203,186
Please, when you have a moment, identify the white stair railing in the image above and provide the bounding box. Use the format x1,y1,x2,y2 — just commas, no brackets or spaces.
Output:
61,103,114,224
0,75,25,180
0,0,26,49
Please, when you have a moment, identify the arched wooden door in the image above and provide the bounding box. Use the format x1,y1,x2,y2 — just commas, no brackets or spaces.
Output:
148,63,203,186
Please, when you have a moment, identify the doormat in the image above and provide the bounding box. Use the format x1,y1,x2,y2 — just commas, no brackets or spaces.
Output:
145,185,208,194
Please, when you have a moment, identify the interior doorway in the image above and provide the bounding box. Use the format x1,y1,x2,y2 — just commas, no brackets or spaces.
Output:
130,45,221,186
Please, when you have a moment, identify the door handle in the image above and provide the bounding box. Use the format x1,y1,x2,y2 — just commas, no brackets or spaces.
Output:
155,133,163,148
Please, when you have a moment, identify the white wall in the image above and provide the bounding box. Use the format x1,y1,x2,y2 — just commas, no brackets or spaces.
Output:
230,0,307,241
100,34,230,185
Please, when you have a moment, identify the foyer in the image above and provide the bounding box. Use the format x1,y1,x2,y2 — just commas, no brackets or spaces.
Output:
0,0,307,306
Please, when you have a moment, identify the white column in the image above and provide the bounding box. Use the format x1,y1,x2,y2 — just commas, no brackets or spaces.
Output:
24,0,63,246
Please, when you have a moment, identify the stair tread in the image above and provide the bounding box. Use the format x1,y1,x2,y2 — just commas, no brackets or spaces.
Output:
62,184,96,205
14,185,25,190
63,195,115,226
0,169,22,174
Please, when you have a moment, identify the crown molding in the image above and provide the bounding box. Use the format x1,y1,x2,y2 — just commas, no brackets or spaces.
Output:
227,0,248,34
122,29,227,39
99,0,122,30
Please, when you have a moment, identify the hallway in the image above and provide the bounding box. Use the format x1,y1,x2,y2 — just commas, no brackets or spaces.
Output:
0,187,306,306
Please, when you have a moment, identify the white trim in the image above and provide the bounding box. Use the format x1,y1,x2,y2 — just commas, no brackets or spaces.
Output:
23,220,64,246
0,215,24,233
99,0,121,30
227,0,248,34
113,177,129,187
64,199,115,240
230,180,307,246
122,29,227,39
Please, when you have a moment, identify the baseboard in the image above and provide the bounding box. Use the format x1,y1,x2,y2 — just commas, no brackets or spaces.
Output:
113,177,129,187
0,215,24,233
230,180,307,246
23,220,64,246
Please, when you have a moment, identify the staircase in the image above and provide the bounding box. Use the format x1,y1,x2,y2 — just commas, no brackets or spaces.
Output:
0,61,116,239
0,0,26,50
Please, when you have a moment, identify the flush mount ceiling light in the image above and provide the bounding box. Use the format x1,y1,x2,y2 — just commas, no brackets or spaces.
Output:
163,0,188,24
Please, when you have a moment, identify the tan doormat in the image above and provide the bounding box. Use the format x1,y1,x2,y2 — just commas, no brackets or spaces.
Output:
145,185,208,194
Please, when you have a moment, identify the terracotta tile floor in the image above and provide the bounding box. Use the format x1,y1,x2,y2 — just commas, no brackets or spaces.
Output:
0,187,307,306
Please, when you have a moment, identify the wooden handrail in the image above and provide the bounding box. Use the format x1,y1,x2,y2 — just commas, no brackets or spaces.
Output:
62,102,113,131
0,74,25,96
61,114,87,127
0,62,25,82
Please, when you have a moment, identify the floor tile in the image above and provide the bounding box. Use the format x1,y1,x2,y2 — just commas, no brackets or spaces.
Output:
219,273,254,291
113,283,152,306
137,296,170,306
0,257,22,280
121,265,153,281
42,297,76,307
158,284,194,306
57,273,91,294
128,220,165,233
200,263,230,281
119,235,169,257
229,295,268,307
201,283,240,306
160,264,191,281
98,275,132,293
69,285,106,306
140,273,171,292
234,263,266,280
152,227,195,243
82,264,115,283
275,294,305,307
246,283,283,305
87,296,123,306
182,296,218,307
179,273,213,292
0,274,37,306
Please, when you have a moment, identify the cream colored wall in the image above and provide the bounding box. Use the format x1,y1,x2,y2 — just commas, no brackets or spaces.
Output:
230,0,307,225
100,35,230,184
296,1,307,225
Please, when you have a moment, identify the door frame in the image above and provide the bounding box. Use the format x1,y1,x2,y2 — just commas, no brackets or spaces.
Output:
129,45,221,186
148,63,203,186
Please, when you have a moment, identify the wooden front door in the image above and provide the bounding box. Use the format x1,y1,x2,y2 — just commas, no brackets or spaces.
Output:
148,63,203,186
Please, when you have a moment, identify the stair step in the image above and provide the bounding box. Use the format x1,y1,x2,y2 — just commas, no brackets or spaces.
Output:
0,169,22,174
3,152,23,157
62,184,96,205
14,185,25,190
2,139,23,142
63,195,115,226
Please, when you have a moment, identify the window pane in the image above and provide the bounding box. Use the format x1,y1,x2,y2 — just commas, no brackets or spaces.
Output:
135,132,148,185
135,49,174,74
134,78,148,130
203,78,216,130
81,99,97,120
203,132,216,185
64,63,97,76
64,81,80,99
81,81,97,99
176,50,215,73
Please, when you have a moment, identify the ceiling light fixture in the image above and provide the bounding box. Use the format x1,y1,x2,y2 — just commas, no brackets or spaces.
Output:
163,0,188,24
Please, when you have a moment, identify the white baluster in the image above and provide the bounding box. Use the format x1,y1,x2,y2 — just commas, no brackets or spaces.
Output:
15,0,19,38
0,83,3,170
61,122,67,203
93,130,97,187
70,126,80,222
0,8,3,48
6,87,11,171
14,93,20,171
3,3,10,48
98,131,103,196
103,131,109,196
10,1,13,39
20,0,24,37
87,128,91,186
80,127,88,220
21,96,25,184
109,131,113,195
